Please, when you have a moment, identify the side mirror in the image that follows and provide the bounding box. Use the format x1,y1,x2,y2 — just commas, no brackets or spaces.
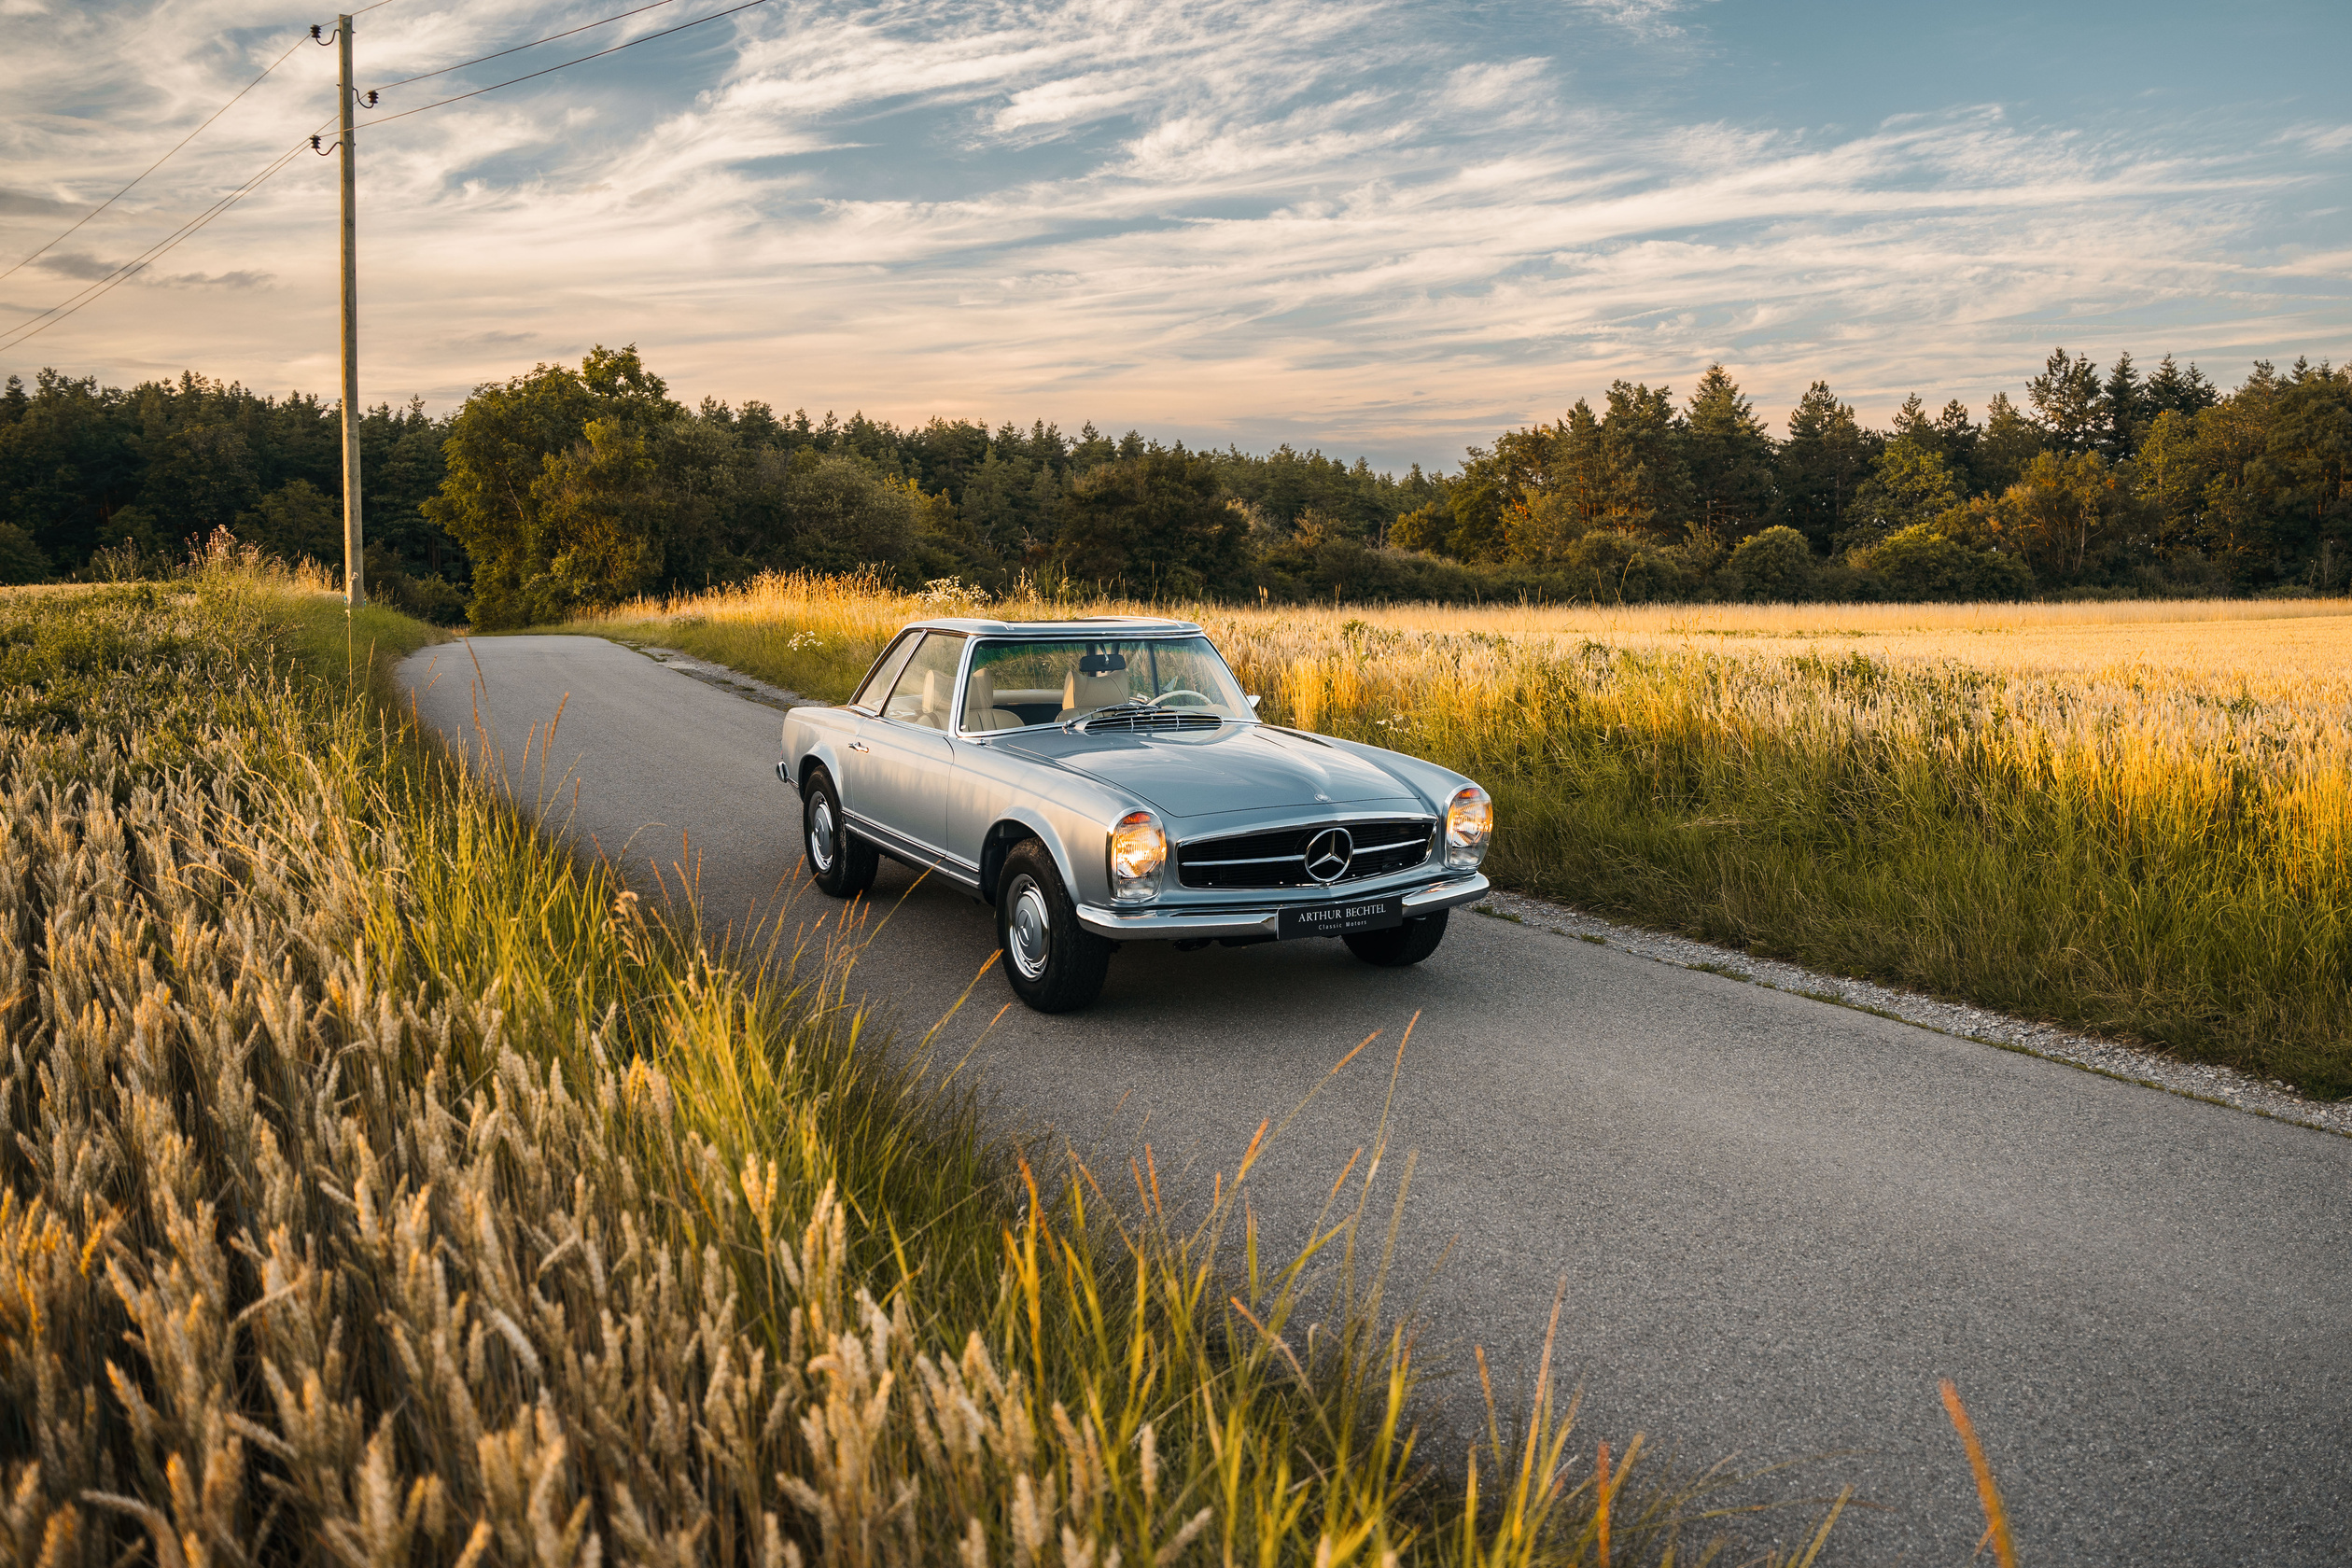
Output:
1246,693,1262,710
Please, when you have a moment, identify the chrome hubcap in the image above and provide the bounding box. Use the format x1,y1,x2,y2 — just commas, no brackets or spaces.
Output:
1007,878,1052,980
809,797,836,871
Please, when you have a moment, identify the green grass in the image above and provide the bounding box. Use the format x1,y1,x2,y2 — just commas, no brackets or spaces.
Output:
0,569,1857,1565
1454,663,2352,1098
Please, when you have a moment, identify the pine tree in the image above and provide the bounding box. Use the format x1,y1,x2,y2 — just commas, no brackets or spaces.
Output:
1683,366,1775,539
2028,347,2104,455
2145,355,2219,419
2101,352,2148,460
1978,392,2045,493
1596,380,1692,535
1932,400,1981,494
1770,382,1867,553
1891,393,1933,442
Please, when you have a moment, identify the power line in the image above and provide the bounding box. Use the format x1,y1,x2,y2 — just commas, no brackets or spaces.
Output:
360,0,774,127
367,0,693,93
2,31,315,283
0,121,332,354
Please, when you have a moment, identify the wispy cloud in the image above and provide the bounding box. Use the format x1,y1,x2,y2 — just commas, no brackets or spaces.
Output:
1,0,2345,467
1565,0,1716,42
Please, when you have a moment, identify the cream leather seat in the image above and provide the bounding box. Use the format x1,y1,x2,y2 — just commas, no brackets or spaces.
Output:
1059,667,1132,720
917,668,953,729
963,669,1025,731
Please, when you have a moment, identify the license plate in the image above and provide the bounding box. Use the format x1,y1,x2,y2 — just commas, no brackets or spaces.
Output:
1279,896,1404,940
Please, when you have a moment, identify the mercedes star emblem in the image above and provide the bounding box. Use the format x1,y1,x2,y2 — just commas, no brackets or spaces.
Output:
1303,827,1354,883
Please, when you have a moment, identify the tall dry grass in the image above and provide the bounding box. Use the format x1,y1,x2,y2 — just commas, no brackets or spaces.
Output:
581,572,2352,1099
0,565,1841,1562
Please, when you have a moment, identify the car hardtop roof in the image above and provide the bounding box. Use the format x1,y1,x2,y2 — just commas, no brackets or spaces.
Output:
906,614,1205,637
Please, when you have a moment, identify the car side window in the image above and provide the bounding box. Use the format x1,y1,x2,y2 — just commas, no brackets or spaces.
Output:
880,634,965,730
852,633,921,711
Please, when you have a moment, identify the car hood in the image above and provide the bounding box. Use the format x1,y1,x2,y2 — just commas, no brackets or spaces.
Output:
1001,724,1421,819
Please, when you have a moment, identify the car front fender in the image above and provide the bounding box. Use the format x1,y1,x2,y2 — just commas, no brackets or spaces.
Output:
783,707,861,801
1309,732,1480,812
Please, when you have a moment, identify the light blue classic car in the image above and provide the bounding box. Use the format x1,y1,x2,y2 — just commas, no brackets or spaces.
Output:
777,616,1492,1011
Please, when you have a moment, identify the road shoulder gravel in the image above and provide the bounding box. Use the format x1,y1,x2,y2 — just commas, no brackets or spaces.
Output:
1470,887,2352,1138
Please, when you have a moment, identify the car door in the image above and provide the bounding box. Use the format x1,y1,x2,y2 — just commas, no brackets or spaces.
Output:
828,628,917,808
851,631,962,863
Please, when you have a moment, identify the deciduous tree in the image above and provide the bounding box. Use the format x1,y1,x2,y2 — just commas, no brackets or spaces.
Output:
1844,438,1961,551
1052,444,1251,597
426,344,680,627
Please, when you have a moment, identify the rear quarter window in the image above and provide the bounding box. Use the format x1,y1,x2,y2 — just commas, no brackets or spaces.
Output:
851,632,923,710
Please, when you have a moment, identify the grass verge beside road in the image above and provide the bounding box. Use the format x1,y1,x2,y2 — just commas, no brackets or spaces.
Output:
2,559,1841,1562
581,573,2352,1100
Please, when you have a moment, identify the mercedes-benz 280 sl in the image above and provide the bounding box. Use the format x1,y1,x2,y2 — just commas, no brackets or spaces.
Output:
777,615,1492,1012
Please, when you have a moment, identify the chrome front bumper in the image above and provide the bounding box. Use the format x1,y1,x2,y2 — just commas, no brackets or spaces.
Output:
1075,873,1490,941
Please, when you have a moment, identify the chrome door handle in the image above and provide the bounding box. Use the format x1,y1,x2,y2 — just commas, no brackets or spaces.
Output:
848,741,871,753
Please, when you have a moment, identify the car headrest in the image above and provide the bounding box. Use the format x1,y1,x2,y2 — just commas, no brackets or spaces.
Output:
1061,667,1130,715
965,668,998,725
921,667,949,724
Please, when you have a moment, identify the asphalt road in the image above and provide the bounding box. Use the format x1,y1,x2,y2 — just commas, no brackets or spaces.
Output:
398,635,2352,1565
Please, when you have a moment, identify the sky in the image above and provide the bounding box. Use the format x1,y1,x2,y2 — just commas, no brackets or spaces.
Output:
2,0,2347,473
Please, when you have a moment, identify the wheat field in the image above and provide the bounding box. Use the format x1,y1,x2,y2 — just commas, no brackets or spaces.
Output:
581,574,2352,1099
0,555,1863,1566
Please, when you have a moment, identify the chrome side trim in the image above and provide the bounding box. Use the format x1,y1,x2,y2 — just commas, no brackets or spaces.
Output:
842,810,983,889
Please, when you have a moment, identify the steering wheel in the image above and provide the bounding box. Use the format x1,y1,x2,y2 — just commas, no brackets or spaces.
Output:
1148,690,1215,708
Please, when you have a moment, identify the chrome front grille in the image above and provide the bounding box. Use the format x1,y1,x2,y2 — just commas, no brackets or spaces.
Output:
1175,818,1435,889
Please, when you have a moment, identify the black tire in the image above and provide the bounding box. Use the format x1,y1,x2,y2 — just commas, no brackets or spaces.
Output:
802,766,877,898
996,839,1113,1013
1343,911,1448,968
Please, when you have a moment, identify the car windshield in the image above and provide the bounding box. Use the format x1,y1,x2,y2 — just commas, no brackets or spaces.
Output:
964,636,1252,730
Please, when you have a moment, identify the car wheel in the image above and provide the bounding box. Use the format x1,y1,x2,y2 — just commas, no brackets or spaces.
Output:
802,766,877,898
1343,911,1448,968
996,839,1112,1013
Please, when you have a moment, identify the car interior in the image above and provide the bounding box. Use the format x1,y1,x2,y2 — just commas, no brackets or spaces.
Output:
949,638,1256,732
962,669,1035,730
961,649,1141,729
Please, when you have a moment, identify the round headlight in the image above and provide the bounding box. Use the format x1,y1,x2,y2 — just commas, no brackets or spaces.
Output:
1444,785,1492,870
1110,811,1166,902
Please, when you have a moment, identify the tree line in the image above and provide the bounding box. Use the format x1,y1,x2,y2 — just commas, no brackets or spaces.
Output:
2,343,2344,620
0,368,464,615
1388,352,2349,604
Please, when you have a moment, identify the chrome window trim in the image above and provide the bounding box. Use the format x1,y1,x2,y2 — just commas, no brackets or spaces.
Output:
848,629,925,716
871,630,967,734
953,631,1259,737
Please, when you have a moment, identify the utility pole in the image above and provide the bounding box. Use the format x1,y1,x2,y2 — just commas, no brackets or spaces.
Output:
337,13,363,608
